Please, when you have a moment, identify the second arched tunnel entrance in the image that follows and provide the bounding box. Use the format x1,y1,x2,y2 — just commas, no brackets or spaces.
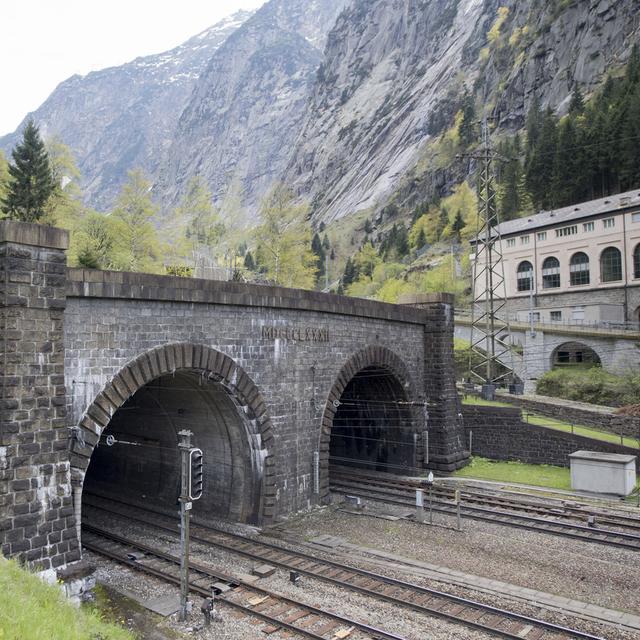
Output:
329,365,417,474
82,370,263,528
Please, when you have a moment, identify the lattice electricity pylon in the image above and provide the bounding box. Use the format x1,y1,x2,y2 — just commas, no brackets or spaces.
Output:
467,118,513,386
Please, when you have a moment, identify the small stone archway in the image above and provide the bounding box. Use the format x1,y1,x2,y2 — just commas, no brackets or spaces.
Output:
69,343,276,525
318,346,420,501
550,341,602,368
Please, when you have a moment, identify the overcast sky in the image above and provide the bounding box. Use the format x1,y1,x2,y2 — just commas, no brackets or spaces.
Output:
0,0,266,136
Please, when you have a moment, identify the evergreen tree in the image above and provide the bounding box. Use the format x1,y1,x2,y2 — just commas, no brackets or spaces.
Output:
551,117,579,207
459,90,477,147
322,234,330,250
342,257,357,286
436,206,449,239
525,96,543,150
311,231,326,282
244,251,255,271
2,120,55,222
568,85,585,115
416,227,427,249
395,225,409,257
526,108,557,209
620,82,640,190
451,210,465,239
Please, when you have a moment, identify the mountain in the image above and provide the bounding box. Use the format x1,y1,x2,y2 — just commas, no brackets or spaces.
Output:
0,10,253,211
286,0,640,224
3,0,639,228
154,0,348,215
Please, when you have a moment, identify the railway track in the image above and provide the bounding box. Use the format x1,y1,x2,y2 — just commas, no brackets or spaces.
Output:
83,495,606,639
331,467,640,532
329,470,640,551
83,523,406,640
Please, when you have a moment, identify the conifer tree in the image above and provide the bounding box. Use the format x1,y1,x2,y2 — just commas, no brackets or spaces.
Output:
568,85,585,115
311,231,326,282
342,257,357,286
459,90,477,147
451,210,465,239
244,251,255,271
436,206,449,239
2,120,55,222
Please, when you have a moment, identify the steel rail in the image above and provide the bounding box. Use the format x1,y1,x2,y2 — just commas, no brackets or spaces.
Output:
83,497,605,640
83,524,407,640
330,476,640,550
331,468,640,530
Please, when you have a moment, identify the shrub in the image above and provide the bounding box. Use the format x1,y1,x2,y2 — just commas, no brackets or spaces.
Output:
536,367,640,407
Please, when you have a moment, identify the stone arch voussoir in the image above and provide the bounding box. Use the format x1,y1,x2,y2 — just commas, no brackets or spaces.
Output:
70,342,275,524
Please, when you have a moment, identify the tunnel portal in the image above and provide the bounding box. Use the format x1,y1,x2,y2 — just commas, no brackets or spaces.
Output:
329,366,416,473
83,371,262,525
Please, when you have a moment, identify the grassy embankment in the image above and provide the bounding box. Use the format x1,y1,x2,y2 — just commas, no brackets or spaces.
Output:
0,558,134,640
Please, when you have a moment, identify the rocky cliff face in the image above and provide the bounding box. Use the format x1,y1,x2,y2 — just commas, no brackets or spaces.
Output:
154,0,347,214
0,11,253,211
286,0,640,224
3,0,638,226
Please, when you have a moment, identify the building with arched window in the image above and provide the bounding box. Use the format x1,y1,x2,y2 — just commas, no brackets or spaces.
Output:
472,190,640,325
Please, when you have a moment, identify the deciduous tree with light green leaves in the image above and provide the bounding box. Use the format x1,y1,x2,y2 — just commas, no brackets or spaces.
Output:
2,120,55,222
254,185,317,288
0,151,9,216
110,169,162,272
166,176,225,271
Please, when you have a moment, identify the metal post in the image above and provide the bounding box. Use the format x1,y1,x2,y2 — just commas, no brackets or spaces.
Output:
455,488,461,531
312,451,320,495
423,430,429,465
468,430,473,455
415,489,424,523
178,429,193,622
427,471,434,525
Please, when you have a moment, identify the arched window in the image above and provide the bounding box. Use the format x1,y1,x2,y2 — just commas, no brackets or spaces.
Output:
542,256,560,289
569,252,590,286
516,261,533,292
600,247,622,282
634,244,640,279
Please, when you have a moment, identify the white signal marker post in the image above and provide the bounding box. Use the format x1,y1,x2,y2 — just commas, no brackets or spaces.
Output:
178,430,204,621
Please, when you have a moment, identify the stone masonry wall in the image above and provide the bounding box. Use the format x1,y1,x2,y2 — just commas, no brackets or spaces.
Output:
0,222,79,571
64,271,468,520
463,405,639,468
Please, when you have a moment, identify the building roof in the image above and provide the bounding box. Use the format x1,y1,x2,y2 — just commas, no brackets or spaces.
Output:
495,189,640,237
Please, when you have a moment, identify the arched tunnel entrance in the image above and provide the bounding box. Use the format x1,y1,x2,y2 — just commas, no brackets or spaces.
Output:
82,370,263,526
329,365,416,473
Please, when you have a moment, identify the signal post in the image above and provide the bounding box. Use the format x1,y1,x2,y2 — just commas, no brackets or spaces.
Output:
178,429,204,621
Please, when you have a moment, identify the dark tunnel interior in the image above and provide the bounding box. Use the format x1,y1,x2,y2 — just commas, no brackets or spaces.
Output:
329,366,415,473
83,371,261,525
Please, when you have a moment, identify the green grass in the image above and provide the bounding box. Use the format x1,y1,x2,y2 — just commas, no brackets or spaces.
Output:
0,558,134,640
453,456,572,490
461,395,512,408
524,414,639,449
